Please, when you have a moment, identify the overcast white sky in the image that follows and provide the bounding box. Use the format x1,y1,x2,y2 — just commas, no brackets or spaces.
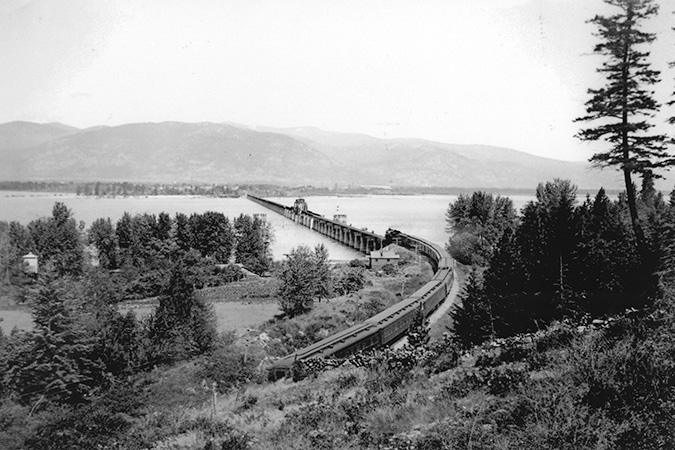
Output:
1,0,674,161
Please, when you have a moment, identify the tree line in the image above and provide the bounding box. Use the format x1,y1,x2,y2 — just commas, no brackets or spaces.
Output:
0,204,274,301
0,203,275,412
447,179,672,348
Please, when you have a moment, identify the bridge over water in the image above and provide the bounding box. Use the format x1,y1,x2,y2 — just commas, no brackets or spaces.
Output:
247,194,385,254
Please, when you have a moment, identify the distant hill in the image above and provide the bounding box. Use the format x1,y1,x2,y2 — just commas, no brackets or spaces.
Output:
258,126,627,190
0,122,355,184
0,120,654,190
0,121,79,149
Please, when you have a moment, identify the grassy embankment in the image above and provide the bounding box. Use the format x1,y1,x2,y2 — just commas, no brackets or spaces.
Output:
93,262,674,450
0,246,441,449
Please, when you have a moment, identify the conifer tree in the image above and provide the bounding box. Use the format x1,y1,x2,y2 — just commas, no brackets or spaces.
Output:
486,228,538,335
312,243,333,301
572,188,640,315
4,279,103,404
408,306,430,349
148,261,216,363
518,180,578,297
116,212,135,266
576,0,672,249
174,212,191,252
449,267,493,348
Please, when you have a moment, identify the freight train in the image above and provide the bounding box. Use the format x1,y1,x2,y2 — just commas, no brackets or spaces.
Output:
266,225,454,381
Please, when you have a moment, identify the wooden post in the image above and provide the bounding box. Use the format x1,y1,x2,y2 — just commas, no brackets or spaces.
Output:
211,382,217,418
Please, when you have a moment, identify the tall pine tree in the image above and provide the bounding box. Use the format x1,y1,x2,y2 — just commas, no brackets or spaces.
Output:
575,0,672,250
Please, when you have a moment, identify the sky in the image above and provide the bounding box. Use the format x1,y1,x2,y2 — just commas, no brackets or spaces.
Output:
1,0,674,161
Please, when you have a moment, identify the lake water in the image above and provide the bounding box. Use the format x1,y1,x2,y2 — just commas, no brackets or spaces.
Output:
0,191,537,261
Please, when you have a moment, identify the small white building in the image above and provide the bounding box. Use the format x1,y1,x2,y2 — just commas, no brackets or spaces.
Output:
22,252,38,274
369,249,400,269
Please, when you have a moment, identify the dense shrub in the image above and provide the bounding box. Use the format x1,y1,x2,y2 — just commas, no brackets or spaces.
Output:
568,316,675,448
198,342,263,393
349,258,368,268
333,266,366,296
346,294,386,323
22,383,145,450
380,263,397,275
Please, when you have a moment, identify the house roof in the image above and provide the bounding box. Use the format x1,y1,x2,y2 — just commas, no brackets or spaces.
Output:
369,250,399,259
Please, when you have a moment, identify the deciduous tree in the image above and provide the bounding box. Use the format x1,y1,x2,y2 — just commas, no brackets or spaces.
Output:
188,212,234,263
233,214,273,275
445,191,517,265
88,218,118,269
278,244,333,317
27,202,84,276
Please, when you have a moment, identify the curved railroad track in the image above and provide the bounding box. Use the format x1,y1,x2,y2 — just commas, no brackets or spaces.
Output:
246,195,455,380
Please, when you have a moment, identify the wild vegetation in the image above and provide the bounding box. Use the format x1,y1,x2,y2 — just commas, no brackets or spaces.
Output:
5,170,675,449
448,179,663,347
1,1,675,448
0,197,433,448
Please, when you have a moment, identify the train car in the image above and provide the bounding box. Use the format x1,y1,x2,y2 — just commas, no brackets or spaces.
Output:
267,322,376,380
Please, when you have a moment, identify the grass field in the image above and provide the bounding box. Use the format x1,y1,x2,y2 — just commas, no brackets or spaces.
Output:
119,301,281,334
0,301,281,336
0,309,33,334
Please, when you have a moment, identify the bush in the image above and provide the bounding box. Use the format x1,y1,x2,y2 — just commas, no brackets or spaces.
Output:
349,258,368,268
198,342,262,393
568,325,675,448
22,383,145,450
483,364,528,396
534,321,577,352
334,267,366,296
346,295,386,323
424,338,461,375
447,232,483,266
380,264,397,275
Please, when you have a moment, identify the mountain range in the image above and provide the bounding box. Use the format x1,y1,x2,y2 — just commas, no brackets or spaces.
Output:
0,120,648,190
